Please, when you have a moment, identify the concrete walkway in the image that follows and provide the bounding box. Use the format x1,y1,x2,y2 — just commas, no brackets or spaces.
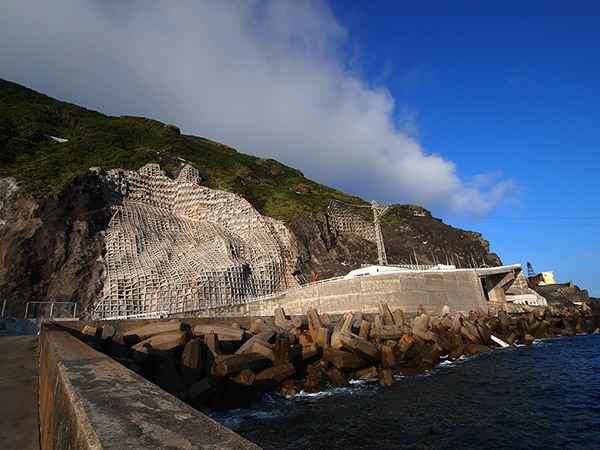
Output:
0,335,40,450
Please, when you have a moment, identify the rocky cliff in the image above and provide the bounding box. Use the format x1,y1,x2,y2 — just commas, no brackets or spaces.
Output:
0,165,500,318
0,79,501,318
0,174,111,317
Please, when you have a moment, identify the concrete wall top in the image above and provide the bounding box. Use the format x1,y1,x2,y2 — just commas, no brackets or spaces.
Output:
242,269,487,318
39,323,260,449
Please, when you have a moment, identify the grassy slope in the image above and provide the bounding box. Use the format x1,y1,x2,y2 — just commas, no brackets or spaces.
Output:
0,79,420,222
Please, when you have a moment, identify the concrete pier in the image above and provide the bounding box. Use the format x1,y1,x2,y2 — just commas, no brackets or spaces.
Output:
0,335,40,450
39,323,261,449
0,320,261,449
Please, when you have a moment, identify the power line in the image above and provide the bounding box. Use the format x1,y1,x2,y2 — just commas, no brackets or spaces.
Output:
440,214,599,224
441,214,600,221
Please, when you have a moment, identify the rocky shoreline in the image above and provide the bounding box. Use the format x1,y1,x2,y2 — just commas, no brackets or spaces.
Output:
79,301,600,412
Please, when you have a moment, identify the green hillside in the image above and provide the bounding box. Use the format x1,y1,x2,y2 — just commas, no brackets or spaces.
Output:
0,79,421,222
0,79,366,221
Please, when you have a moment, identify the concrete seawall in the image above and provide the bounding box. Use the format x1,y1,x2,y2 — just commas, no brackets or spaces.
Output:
191,270,488,318
39,322,260,449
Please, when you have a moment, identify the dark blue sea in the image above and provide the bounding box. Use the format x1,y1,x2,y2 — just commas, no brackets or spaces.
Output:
209,333,600,449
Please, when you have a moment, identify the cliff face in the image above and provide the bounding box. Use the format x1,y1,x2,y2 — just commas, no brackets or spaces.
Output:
0,174,111,317
0,80,502,318
287,205,501,283
95,164,299,318
0,168,501,318
380,210,501,268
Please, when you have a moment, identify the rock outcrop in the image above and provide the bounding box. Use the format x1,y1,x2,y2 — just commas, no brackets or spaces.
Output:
289,200,501,283
0,174,111,317
0,164,501,318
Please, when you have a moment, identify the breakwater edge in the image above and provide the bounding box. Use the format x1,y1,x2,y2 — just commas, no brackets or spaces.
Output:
81,301,600,448
79,302,600,448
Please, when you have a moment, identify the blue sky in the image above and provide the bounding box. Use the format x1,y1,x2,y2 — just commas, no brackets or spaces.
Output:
328,0,600,296
1,0,598,296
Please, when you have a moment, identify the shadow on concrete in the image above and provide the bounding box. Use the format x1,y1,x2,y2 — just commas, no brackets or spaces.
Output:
0,317,39,336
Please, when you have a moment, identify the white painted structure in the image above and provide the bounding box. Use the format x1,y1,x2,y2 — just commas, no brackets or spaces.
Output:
94,164,298,319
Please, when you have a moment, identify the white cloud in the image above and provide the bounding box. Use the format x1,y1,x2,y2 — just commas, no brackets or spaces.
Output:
574,253,600,261
0,0,514,214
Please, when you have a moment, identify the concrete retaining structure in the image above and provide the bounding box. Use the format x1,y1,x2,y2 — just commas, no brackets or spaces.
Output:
39,322,260,449
192,270,488,318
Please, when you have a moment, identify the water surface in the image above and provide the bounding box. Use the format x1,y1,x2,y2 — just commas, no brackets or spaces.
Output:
209,334,600,449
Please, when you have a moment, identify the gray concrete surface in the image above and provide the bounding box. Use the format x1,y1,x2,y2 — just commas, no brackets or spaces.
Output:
0,335,40,450
40,323,261,449
0,317,40,336
191,269,489,318
255,270,489,317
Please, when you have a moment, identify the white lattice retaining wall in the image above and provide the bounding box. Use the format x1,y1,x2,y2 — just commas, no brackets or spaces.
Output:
326,198,376,242
94,164,298,318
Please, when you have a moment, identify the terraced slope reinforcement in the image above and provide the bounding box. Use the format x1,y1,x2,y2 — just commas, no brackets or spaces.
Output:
95,164,298,318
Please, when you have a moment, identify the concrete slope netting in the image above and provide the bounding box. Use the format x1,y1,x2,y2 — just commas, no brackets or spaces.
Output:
94,164,298,318
326,199,376,242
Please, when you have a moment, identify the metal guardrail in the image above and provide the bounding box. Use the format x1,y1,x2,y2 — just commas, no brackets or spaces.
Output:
94,264,524,318
361,263,439,270
97,311,169,321
25,301,77,319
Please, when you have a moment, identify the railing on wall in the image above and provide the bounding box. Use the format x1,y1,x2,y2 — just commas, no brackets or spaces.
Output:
92,264,523,319
24,301,77,319
97,311,169,321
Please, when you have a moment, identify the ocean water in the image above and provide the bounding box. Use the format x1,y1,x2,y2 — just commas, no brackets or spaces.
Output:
209,333,600,449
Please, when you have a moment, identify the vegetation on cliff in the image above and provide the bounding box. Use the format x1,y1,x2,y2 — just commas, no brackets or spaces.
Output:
0,79,504,316
0,78,374,222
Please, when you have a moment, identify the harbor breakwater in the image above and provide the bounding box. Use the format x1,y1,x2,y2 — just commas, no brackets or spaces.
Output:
75,301,600,415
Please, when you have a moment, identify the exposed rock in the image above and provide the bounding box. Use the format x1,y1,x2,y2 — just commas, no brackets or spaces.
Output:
1,166,505,318
0,173,111,318
294,184,311,194
163,124,180,134
237,169,260,184
257,158,287,176
287,212,346,282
